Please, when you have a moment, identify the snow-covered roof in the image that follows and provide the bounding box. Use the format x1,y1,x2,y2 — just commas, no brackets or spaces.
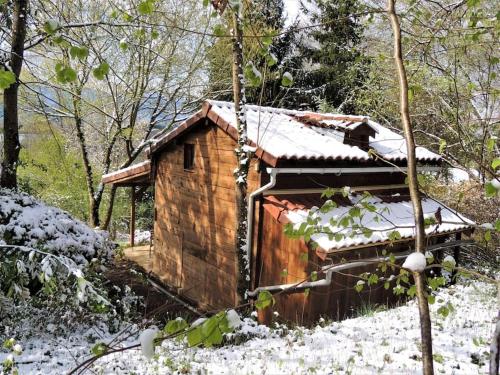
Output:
149,100,441,165
206,100,440,163
101,160,151,186
264,192,473,252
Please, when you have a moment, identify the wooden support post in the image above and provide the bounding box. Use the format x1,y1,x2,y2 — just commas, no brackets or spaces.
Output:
130,186,136,247
451,232,461,284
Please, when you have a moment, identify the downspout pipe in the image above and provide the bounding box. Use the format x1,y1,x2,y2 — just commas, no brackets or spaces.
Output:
247,240,473,298
246,168,278,279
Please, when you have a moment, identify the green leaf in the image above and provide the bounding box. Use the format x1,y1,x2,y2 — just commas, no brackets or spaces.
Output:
138,0,154,15
428,294,436,304
484,230,491,242
433,353,444,364
348,207,361,218
322,187,336,199
388,230,401,241
393,284,405,295
43,20,59,35
354,280,365,292
424,216,437,227
495,219,500,232
280,268,288,277
122,12,133,21
202,0,210,6
187,326,203,347
0,68,16,90
69,46,89,60
93,62,110,80
299,252,308,263
367,273,378,286
119,40,129,51
485,181,499,198
281,72,293,87
55,63,77,83
492,158,500,170
244,62,262,87
437,305,450,318
262,34,273,46
487,138,496,152
339,216,350,228
266,53,278,67
310,271,318,282
439,139,447,154
164,318,188,335
467,0,480,7
255,290,274,310
3,338,15,350
408,87,414,102
201,316,218,338
417,174,426,186
213,24,226,37
91,342,107,356
407,285,416,297
304,288,310,297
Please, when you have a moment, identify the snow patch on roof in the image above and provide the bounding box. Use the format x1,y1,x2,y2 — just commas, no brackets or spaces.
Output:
209,100,369,161
286,197,473,251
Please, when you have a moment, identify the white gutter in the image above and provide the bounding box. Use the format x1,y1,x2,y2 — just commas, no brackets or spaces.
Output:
265,166,441,175
245,165,440,286
246,240,473,298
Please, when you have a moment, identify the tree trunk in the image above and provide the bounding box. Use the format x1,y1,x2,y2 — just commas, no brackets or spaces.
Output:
100,184,117,231
231,8,251,301
387,1,434,374
1,0,28,189
71,87,100,227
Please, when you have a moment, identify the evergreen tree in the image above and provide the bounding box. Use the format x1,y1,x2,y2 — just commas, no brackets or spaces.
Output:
286,0,369,113
206,0,298,106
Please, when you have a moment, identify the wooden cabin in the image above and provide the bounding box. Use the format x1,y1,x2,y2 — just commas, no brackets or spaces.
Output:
102,100,474,325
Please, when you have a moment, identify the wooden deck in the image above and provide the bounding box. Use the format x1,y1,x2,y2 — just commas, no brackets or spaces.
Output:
123,245,153,272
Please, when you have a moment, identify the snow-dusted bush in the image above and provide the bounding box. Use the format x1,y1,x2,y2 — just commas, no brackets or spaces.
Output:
0,189,133,321
0,189,114,263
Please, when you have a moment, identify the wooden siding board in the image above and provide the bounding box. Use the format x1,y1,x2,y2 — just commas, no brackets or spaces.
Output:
153,121,260,309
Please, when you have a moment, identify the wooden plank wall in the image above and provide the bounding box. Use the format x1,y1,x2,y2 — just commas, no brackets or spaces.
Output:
153,123,260,310
266,172,407,190
257,208,429,326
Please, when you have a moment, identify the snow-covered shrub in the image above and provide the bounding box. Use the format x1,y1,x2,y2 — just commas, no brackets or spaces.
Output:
0,189,137,324
0,189,114,263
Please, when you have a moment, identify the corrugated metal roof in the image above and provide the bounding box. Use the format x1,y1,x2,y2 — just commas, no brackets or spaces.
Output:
208,100,441,163
264,192,474,252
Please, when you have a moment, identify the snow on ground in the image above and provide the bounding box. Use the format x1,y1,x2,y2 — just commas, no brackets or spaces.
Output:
116,229,152,245
2,281,496,374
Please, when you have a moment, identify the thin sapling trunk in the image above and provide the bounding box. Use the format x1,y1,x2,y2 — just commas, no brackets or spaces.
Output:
387,1,434,374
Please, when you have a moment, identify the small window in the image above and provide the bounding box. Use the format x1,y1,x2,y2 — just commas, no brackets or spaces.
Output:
184,143,195,170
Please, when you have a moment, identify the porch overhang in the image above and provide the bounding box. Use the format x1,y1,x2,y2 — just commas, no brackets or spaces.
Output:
101,160,152,187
